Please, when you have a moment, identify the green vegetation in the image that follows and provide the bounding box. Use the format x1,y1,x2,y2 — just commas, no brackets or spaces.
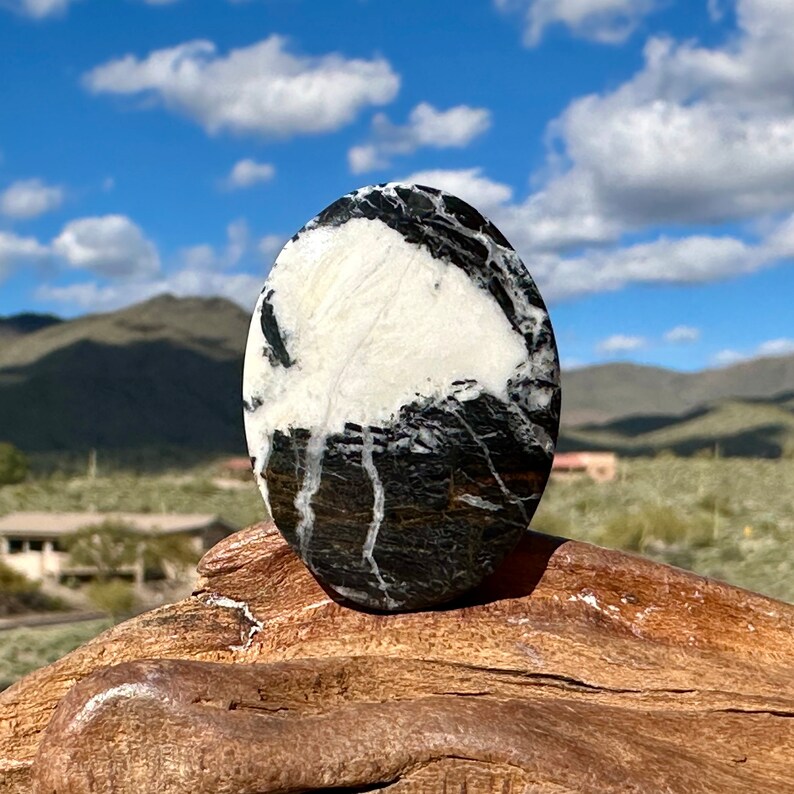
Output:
85,580,136,622
0,465,264,530
0,456,791,602
0,619,111,690
0,443,28,486
63,517,199,578
0,562,63,616
533,457,794,603
64,520,142,581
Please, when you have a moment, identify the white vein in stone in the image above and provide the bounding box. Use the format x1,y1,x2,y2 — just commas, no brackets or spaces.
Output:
455,493,503,512
294,430,326,558
453,407,529,523
360,427,400,609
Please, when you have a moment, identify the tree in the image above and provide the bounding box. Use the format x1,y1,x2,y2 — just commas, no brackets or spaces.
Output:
64,520,201,583
140,533,201,581
0,442,29,486
64,520,139,582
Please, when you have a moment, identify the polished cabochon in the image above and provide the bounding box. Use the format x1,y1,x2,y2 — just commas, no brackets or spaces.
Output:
243,183,560,610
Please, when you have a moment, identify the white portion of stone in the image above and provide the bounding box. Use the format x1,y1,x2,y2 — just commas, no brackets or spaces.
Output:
243,216,527,445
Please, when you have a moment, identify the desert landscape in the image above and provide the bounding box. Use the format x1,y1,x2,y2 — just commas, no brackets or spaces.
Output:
1,295,792,689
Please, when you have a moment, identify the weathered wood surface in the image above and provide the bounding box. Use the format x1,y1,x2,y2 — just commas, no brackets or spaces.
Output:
1,520,793,792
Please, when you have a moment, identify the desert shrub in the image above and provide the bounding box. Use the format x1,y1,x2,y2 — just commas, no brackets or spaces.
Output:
696,492,736,518
531,509,574,538
0,561,39,596
654,449,678,460
86,579,136,621
0,562,64,616
0,443,28,486
595,504,711,553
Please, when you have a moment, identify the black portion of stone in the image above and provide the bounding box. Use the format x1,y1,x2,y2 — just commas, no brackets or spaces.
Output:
267,393,551,611
259,289,294,369
243,396,263,413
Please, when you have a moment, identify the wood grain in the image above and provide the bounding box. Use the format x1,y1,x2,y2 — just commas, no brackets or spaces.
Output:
0,521,791,792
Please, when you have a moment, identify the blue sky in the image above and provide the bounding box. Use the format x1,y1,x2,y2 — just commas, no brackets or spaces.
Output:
0,0,793,372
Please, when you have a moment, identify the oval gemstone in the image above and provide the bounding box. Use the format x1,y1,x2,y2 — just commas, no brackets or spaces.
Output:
243,183,560,610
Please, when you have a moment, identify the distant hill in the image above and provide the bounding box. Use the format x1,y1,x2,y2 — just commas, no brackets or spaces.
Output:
1,294,792,461
562,398,794,459
0,313,62,343
0,295,250,458
562,357,794,427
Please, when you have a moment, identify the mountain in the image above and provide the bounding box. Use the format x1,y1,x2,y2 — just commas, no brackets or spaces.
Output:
1,294,793,461
0,295,251,458
561,398,794,458
561,357,794,427
0,313,62,343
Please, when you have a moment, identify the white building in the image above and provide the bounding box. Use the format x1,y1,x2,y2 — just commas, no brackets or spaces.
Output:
0,512,236,583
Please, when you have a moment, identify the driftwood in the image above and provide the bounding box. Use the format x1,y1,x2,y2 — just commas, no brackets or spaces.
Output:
0,520,792,792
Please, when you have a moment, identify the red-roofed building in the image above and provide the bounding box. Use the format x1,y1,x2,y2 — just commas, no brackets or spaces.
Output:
551,452,617,482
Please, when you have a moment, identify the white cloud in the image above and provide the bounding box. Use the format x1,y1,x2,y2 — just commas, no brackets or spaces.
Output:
530,0,794,233
496,0,660,46
401,3,794,301
0,231,49,282
35,216,265,311
401,168,513,213
225,159,275,189
757,338,794,357
401,166,777,301
178,219,249,271
534,233,770,302
713,349,745,366
4,0,75,18
36,269,263,313
349,103,490,173
664,325,701,344
596,334,647,354
713,338,794,366
707,0,725,22
84,36,400,139
5,0,176,16
408,166,619,252
258,233,285,261
0,179,64,219
348,145,385,174
52,215,160,278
